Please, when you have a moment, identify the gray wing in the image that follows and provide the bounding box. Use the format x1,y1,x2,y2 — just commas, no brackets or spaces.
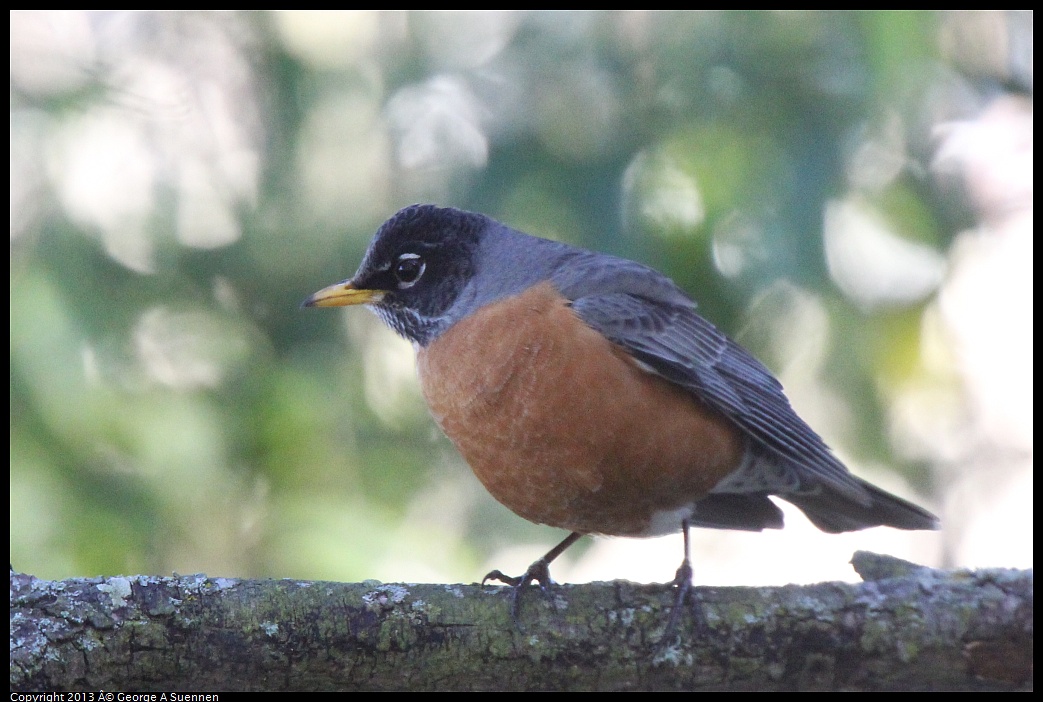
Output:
552,253,937,533
567,286,871,503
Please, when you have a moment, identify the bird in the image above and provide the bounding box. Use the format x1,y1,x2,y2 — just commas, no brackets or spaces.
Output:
303,203,939,631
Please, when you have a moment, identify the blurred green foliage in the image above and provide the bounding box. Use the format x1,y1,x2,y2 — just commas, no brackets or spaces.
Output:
10,11,1030,582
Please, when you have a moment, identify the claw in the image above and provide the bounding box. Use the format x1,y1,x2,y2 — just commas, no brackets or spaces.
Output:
481,569,522,588
657,518,700,648
483,558,556,625
659,557,694,645
481,532,582,626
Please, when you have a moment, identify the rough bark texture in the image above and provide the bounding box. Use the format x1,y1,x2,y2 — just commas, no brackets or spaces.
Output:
10,553,1032,691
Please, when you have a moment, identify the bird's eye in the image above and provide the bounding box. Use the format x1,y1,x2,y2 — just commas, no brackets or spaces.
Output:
393,253,425,288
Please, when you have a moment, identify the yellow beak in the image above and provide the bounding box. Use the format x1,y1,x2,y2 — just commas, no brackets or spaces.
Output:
302,281,386,308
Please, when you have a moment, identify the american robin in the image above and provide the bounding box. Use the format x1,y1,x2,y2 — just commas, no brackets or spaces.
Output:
304,204,938,628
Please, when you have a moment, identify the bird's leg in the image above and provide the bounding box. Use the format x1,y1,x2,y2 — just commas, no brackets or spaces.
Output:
482,531,583,625
660,519,695,644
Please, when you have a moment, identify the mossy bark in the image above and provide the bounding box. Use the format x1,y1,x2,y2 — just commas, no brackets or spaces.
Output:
10,555,1032,691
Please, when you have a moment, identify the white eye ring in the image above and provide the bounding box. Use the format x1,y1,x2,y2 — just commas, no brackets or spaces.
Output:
394,253,425,289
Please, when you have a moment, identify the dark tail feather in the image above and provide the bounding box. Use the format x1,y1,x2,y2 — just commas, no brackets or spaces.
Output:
785,479,939,534
690,494,786,531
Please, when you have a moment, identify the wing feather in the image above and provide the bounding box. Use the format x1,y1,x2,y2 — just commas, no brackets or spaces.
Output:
560,264,870,503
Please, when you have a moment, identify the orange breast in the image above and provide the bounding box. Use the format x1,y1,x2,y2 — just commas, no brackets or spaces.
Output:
417,282,744,536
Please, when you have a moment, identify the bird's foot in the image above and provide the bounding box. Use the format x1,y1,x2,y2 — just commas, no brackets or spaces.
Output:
658,557,696,648
482,558,555,627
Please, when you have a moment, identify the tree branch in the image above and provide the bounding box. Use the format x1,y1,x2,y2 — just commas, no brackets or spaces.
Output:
10,553,1032,691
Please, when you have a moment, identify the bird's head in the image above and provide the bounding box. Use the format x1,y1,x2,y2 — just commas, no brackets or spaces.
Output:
303,204,486,346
